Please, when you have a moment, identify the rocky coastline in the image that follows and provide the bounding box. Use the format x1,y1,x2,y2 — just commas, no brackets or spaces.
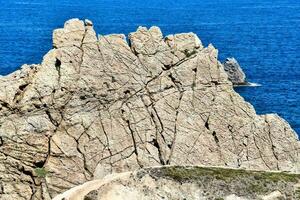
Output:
0,19,299,200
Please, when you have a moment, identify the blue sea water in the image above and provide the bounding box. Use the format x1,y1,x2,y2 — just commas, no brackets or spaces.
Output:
0,0,300,134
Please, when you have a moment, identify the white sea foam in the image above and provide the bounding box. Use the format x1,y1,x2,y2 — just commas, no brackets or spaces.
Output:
248,82,262,87
235,82,262,87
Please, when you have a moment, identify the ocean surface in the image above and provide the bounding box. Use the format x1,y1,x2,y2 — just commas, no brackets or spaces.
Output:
0,0,300,134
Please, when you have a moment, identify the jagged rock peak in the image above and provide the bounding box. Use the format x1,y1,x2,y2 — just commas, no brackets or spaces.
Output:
0,19,299,200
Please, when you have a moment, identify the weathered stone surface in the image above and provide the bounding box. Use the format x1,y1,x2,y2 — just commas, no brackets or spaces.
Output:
53,166,300,200
0,19,299,199
223,57,248,85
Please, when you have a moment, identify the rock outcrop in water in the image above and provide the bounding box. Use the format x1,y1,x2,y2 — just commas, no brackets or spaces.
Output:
223,57,248,86
0,19,299,199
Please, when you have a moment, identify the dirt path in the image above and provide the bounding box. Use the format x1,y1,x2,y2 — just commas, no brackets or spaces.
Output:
52,171,131,200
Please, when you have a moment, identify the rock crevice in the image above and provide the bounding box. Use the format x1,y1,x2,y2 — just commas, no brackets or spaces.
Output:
0,18,299,199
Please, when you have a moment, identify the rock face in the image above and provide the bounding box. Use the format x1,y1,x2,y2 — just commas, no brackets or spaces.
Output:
53,166,300,200
0,19,299,199
223,57,248,85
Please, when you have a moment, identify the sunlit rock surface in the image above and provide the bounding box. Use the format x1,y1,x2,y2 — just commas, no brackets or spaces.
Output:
0,19,299,199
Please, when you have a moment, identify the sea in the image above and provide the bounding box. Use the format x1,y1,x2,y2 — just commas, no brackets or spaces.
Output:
0,0,299,134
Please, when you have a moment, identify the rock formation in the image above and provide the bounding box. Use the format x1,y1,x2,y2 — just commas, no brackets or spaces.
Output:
0,19,299,199
53,166,300,200
223,57,248,85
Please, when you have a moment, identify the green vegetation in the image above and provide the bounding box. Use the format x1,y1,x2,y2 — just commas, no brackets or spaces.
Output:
150,166,300,197
183,49,197,57
34,167,48,178
256,171,299,182
295,189,300,199
158,166,300,183
248,183,268,194
158,166,247,182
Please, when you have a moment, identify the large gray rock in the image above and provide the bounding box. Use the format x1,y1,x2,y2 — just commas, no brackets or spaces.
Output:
0,19,299,200
223,57,248,85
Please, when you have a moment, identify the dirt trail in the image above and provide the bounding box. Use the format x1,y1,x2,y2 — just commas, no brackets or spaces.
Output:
52,172,131,200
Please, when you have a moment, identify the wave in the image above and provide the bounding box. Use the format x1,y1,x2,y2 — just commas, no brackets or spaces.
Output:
248,82,262,87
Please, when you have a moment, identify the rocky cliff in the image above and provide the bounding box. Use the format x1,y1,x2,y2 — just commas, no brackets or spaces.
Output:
0,19,299,200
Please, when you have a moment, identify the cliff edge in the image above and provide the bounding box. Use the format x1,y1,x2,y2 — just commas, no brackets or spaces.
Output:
0,19,299,199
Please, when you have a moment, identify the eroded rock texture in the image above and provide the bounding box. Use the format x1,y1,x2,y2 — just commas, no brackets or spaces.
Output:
0,19,299,199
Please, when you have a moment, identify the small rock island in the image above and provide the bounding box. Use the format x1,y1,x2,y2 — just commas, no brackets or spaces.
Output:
223,57,249,86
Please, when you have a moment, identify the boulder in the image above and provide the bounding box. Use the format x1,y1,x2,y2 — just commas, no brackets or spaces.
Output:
223,57,248,86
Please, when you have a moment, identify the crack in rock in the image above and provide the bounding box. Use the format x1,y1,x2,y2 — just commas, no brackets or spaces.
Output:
0,18,299,199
